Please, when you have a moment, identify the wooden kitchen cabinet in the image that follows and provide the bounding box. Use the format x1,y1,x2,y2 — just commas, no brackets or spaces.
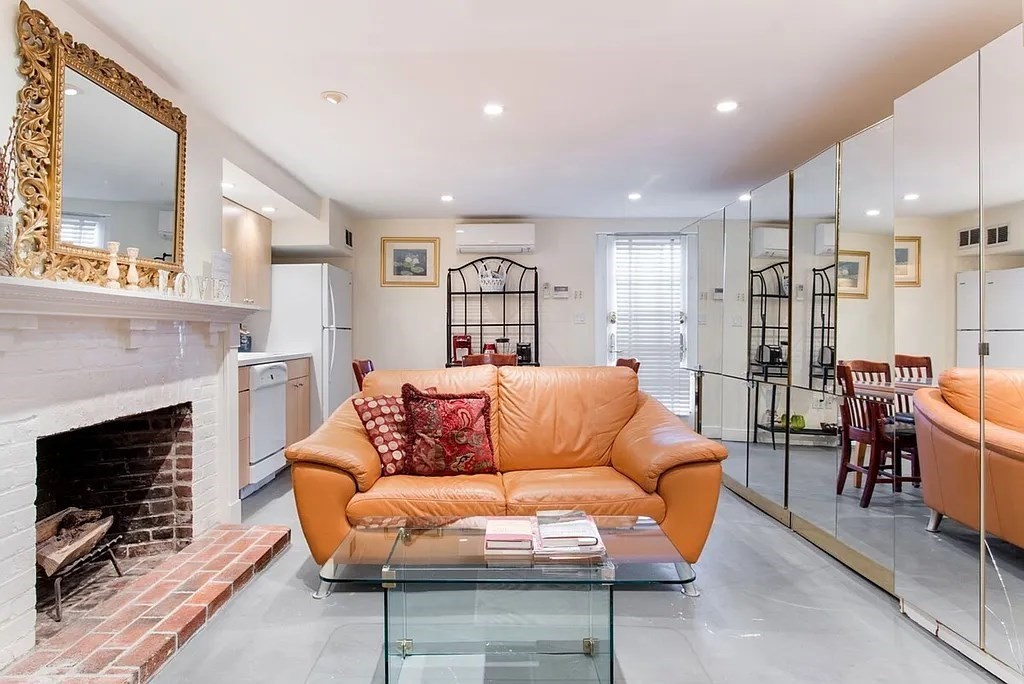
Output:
222,197,272,307
286,359,311,446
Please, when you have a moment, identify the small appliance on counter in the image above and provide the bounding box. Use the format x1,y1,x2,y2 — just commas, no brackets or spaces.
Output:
495,337,512,355
516,342,532,364
452,335,472,364
482,342,497,354
239,325,253,353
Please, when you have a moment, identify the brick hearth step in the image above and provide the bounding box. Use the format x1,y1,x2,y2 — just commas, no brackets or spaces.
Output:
0,524,290,684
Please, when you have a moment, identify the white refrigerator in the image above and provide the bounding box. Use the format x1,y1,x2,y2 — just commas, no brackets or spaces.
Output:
267,264,353,430
956,268,1024,368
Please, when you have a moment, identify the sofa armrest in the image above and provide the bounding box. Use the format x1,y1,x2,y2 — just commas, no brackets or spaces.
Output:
611,393,727,493
915,388,1024,461
285,399,381,491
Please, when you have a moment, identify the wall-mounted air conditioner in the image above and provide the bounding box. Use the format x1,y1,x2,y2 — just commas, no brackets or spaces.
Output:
751,226,789,258
157,210,174,240
814,223,836,256
456,223,535,254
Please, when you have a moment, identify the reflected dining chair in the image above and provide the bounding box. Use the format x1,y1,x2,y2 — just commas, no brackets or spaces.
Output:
352,359,375,391
616,357,641,373
835,362,919,507
462,353,518,367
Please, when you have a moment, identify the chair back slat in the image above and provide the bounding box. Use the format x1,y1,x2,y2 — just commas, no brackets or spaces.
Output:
895,354,933,414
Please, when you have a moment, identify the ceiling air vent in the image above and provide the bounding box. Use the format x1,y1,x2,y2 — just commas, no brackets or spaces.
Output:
986,224,1010,246
959,227,981,248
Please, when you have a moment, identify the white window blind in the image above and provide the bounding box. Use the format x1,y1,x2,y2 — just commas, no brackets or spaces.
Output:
60,213,106,248
609,235,689,415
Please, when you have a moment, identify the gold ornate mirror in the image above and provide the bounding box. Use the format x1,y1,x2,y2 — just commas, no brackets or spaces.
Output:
14,2,186,285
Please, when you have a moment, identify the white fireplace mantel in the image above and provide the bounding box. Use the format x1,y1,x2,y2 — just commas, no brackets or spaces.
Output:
0,276,260,325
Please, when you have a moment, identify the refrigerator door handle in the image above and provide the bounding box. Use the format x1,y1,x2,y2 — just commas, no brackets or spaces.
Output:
327,328,337,378
325,273,336,329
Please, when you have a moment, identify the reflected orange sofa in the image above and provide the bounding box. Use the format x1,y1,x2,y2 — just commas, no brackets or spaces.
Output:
286,366,728,564
913,369,1024,547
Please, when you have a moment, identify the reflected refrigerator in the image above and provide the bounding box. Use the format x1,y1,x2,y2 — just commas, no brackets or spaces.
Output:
956,268,1024,368
267,263,353,431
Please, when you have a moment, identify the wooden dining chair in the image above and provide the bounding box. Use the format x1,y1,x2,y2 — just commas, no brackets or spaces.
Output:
835,362,919,507
894,354,933,413
352,359,374,391
616,357,641,373
462,353,518,367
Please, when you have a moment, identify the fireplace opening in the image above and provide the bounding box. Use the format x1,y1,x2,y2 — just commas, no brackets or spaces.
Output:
33,403,193,636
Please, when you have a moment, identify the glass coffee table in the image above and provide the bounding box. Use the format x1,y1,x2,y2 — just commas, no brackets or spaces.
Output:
316,516,696,683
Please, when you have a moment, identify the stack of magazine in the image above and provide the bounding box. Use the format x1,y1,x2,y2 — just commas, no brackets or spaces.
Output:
483,511,606,567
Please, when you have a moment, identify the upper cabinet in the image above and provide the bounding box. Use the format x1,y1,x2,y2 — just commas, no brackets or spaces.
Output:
222,198,272,307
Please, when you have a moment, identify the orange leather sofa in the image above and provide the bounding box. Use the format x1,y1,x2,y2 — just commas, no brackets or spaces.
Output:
286,366,728,564
914,368,1024,547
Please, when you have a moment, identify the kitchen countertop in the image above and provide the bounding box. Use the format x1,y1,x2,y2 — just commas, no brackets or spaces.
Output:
238,351,313,367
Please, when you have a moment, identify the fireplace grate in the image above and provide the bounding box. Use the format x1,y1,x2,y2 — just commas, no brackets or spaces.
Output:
43,534,124,622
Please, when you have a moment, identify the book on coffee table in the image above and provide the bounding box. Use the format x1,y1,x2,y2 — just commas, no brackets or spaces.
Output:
536,511,602,549
484,518,535,550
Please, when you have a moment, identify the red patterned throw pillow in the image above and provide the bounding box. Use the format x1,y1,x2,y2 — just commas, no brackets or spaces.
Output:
353,395,409,476
401,383,496,476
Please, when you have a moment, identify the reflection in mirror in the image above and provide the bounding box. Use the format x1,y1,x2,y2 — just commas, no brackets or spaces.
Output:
60,67,179,260
791,147,838,392
747,173,791,508
786,147,840,537
833,118,896,575
893,53,981,647
692,212,725,460
981,25,1024,671
721,201,752,487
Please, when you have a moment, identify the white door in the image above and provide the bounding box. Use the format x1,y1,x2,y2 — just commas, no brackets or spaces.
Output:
322,328,353,420
599,233,690,415
323,265,353,329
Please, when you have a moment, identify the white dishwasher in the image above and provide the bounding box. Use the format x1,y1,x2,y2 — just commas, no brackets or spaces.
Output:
247,362,288,492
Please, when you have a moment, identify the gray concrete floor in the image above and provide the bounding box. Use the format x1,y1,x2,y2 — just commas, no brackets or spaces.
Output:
151,468,999,683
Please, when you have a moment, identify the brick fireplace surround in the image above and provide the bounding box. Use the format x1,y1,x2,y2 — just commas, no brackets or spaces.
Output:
0,280,254,670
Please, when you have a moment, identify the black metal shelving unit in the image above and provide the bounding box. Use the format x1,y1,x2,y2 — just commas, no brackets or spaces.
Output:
446,257,539,367
808,264,837,391
749,262,789,381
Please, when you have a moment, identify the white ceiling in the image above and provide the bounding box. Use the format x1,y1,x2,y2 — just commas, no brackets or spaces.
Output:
62,68,177,205
68,0,1020,219
221,160,307,223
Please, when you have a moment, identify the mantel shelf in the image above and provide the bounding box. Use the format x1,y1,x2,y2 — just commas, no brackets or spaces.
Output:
0,276,261,324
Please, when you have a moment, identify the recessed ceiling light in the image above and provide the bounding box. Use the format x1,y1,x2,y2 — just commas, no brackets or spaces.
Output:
440,194,454,203
455,229,465,234
628,192,642,201
483,102,504,116
866,209,881,217
261,206,276,214
738,193,752,202
221,182,234,190
321,90,347,105
903,193,920,201
65,87,78,96
716,100,739,113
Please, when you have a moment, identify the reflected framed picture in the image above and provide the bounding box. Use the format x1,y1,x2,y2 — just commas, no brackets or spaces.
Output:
837,250,870,299
380,237,440,287
894,235,921,287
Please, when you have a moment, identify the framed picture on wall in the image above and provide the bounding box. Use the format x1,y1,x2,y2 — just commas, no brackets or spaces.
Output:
837,250,870,299
380,237,440,287
894,236,922,287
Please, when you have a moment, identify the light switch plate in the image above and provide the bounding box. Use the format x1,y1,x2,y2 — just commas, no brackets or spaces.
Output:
573,312,585,324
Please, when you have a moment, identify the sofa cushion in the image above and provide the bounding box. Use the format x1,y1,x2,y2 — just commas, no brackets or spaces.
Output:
402,384,497,476
363,366,501,466
940,368,1024,432
353,395,410,476
503,467,666,521
497,367,639,471
347,474,506,524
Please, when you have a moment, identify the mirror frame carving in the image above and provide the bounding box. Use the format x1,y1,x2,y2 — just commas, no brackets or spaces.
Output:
13,1,186,285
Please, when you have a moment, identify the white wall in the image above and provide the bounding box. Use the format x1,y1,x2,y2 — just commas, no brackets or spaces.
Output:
837,231,895,364
0,0,320,277
347,217,690,370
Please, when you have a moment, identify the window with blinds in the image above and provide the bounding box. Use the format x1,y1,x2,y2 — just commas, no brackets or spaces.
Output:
60,213,107,248
608,235,689,415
